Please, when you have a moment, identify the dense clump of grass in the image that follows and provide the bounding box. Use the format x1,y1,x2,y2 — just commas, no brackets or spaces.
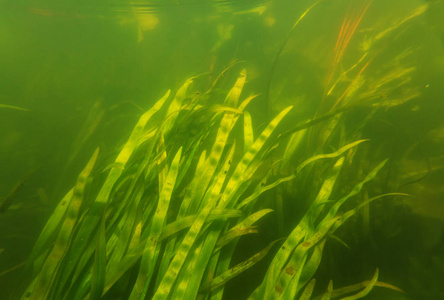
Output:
16,67,406,300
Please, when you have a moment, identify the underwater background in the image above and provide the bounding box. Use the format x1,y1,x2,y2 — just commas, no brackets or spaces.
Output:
1,0,444,299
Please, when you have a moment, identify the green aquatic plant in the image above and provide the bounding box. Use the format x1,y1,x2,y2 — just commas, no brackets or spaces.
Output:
17,68,403,300
0,104,30,111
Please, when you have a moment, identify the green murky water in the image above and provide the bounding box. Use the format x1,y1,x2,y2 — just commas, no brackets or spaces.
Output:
1,0,443,299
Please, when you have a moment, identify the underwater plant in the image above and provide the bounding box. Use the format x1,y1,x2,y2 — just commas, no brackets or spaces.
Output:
0,104,30,111
0,0,442,298
15,67,406,300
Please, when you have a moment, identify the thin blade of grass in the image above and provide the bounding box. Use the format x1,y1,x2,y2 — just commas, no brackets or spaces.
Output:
331,279,404,298
0,104,30,111
341,268,379,300
243,111,254,153
320,280,333,300
316,159,388,232
202,239,281,294
296,140,368,173
177,149,207,218
298,240,326,289
225,69,246,107
105,186,144,283
216,209,273,249
299,279,316,300
164,77,194,134
130,147,182,299
26,148,99,300
237,174,296,209
24,189,74,276
161,209,243,241
90,215,106,300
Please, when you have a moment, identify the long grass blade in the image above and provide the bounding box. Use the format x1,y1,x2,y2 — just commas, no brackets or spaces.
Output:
130,147,182,299
216,209,273,249
90,215,106,300
202,239,281,294
243,111,254,154
0,104,30,111
341,268,379,300
299,279,316,300
25,148,99,300
164,77,194,134
320,280,333,300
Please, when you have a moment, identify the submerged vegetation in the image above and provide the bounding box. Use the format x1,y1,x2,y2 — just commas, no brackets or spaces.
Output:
1,0,444,299
16,67,407,299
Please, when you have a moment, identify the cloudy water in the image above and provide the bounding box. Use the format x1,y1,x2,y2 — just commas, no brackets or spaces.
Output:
1,0,443,299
